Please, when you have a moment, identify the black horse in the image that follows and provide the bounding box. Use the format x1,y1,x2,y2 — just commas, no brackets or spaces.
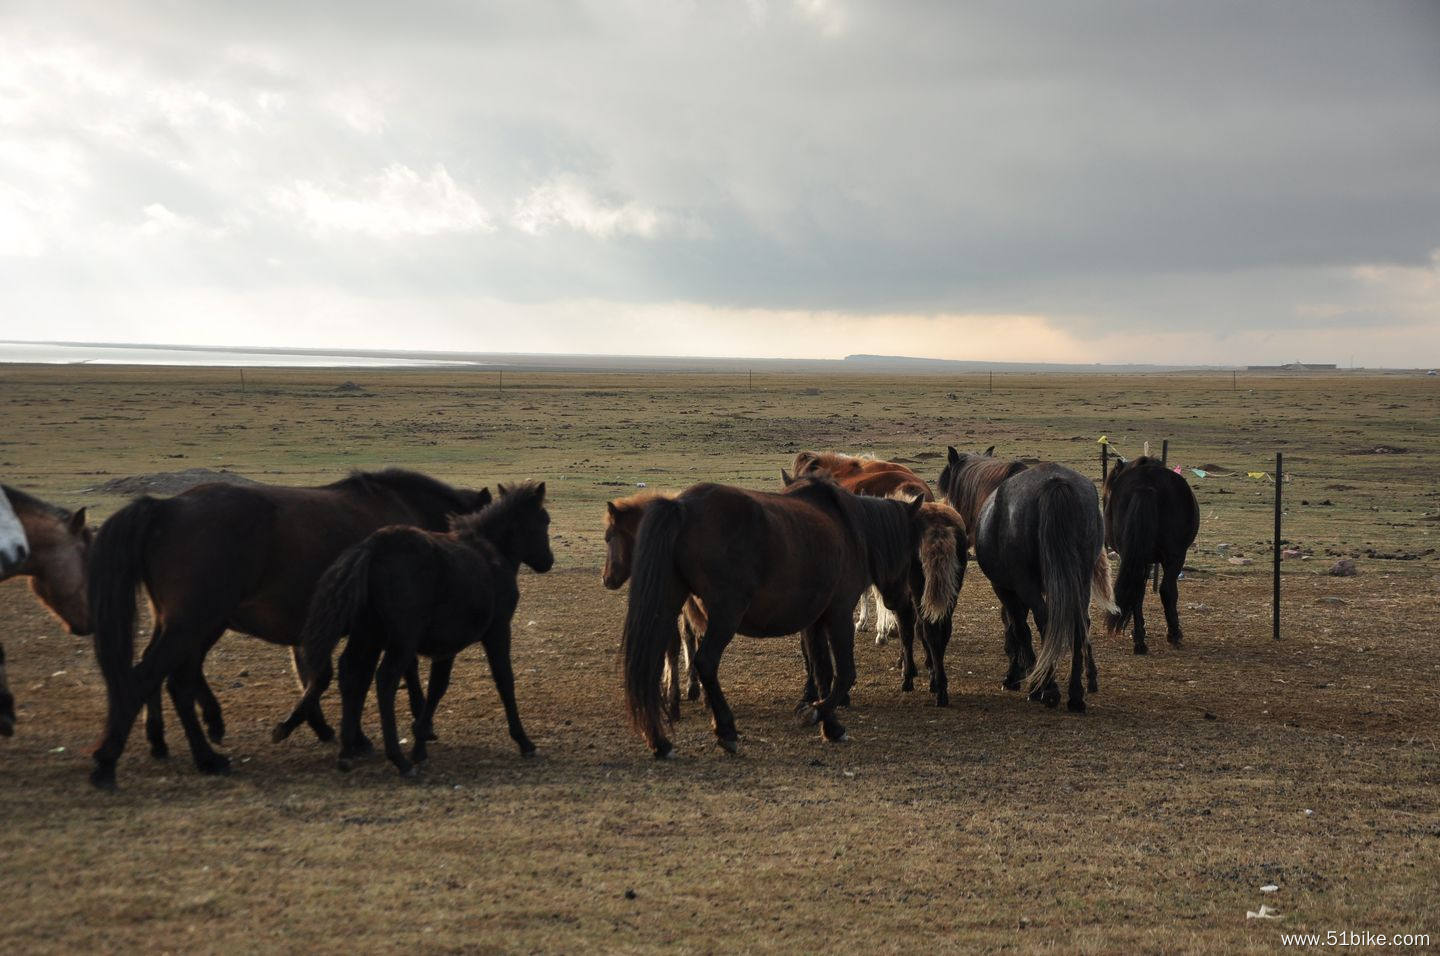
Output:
87,469,490,789
276,482,553,777
1103,456,1200,653
939,448,1112,712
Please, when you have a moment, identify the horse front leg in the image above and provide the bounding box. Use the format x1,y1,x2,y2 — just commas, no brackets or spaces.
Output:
814,605,854,742
481,621,535,758
0,642,14,737
995,587,1033,692
415,656,452,744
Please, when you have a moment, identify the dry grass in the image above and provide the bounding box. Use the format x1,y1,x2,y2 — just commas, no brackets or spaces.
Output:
0,365,1436,953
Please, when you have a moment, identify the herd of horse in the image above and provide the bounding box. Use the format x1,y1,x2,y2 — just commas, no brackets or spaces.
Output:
0,446,1199,787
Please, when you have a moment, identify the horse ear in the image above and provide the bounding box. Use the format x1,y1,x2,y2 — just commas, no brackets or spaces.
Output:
606,500,619,517
781,468,794,485
983,445,995,457
906,496,924,517
947,446,960,464
534,481,546,502
69,507,88,533
478,487,493,506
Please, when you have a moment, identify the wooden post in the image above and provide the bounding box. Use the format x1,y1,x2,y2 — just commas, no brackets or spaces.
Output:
749,369,753,391
240,368,246,396
1273,452,1283,640
1232,370,1237,391
498,370,503,395
989,370,993,394
1154,439,1169,592
1100,442,1109,486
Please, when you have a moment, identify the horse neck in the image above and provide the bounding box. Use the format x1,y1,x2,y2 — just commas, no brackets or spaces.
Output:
462,511,526,573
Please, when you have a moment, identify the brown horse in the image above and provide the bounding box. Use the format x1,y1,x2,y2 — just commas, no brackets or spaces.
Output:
621,475,963,757
791,451,934,660
87,469,490,789
0,486,92,737
1103,456,1200,653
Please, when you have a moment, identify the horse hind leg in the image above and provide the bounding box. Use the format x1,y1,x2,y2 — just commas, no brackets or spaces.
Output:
1131,597,1149,655
290,646,336,742
690,609,740,753
373,649,417,777
994,587,1034,692
0,642,14,737
1160,554,1184,646
163,628,231,775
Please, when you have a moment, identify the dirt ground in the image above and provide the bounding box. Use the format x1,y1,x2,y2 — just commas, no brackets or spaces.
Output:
0,365,1436,953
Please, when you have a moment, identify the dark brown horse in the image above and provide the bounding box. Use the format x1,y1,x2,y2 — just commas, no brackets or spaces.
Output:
938,447,1111,708
0,486,92,737
1103,456,1200,653
621,475,963,757
790,450,934,669
87,469,490,789
276,482,553,777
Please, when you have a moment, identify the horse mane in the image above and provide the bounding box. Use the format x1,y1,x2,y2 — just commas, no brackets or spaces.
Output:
1103,455,1166,493
845,493,918,586
947,457,1027,524
606,490,678,528
1,485,72,520
330,468,467,506
452,481,546,540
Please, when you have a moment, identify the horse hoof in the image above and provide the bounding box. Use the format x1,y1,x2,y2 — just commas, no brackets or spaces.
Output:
654,744,676,760
197,753,231,776
0,717,12,738
337,757,354,772
89,765,117,791
900,679,914,692
1042,690,1061,708
1001,676,1021,691
149,741,170,759
934,692,950,707
312,724,336,743
822,726,849,743
686,687,701,702
716,736,739,755
1168,632,1183,647
1088,680,1099,694
206,721,226,744
1133,643,1149,655
271,723,293,744
799,705,822,727
1067,698,1087,714
519,743,537,758
398,763,419,779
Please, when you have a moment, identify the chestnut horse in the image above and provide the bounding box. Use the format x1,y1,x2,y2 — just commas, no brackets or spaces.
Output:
621,475,964,757
1103,456,1200,653
938,447,1112,711
87,469,490,789
0,486,92,737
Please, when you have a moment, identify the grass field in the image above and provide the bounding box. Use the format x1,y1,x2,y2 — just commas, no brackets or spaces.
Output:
1,364,1437,953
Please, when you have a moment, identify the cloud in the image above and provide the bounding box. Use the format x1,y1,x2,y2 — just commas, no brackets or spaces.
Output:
0,0,1437,364
512,178,664,239
270,165,494,239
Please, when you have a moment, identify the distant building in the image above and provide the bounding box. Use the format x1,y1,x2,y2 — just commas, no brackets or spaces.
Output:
1245,362,1340,371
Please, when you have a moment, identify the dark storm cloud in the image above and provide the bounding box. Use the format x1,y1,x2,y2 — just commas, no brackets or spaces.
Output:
0,0,1436,361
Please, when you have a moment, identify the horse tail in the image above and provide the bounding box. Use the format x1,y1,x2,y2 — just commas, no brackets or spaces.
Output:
622,497,688,753
88,496,166,712
1093,544,1118,617
1023,479,1094,696
298,542,375,679
1105,485,1157,635
918,507,967,623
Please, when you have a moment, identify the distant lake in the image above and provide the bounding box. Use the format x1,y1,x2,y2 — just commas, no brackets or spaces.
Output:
0,342,491,368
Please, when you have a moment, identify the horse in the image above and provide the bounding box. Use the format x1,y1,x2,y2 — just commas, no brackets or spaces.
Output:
621,474,963,757
275,482,553,777
0,486,92,737
603,492,704,718
791,450,934,657
1102,456,1200,653
86,469,491,789
937,447,1112,710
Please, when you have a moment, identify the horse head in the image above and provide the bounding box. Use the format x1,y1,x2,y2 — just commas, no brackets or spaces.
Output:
27,505,94,636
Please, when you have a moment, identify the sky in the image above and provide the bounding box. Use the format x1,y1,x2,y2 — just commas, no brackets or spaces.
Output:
1,1,1438,366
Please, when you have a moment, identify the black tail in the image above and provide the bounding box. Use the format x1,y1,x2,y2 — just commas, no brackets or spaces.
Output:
1023,479,1094,696
1106,485,1157,635
88,496,166,713
298,543,375,679
621,497,688,753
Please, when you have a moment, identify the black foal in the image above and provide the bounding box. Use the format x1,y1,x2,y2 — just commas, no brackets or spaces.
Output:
275,482,554,776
